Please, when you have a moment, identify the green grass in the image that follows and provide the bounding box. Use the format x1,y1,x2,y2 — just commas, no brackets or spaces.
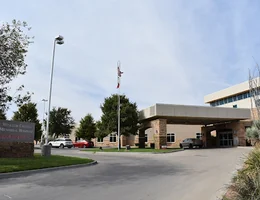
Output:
82,147,182,153
0,153,94,173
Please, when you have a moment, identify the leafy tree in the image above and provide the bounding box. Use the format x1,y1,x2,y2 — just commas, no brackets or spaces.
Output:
95,120,109,140
246,120,260,145
0,110,6,120
12,102,42,142
100,94,139,139
48,107,75,138
76,114,96,140
0,19,33,112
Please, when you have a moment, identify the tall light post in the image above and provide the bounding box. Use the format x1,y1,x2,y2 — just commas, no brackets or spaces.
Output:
45,35,64,145
42,99,48,132
40,99,48,146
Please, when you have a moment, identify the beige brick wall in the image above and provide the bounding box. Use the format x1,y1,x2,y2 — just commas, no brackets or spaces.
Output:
135,124,202,148
70,123,204,148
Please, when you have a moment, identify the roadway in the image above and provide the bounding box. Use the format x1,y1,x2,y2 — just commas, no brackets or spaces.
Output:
0,147,252,200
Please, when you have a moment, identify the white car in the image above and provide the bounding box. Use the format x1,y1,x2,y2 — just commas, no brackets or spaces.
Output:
48,138,73,148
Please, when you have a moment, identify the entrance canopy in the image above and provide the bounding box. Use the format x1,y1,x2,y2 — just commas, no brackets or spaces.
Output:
139,104,251,125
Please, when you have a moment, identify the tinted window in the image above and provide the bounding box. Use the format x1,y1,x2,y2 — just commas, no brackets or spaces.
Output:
65,139,72,141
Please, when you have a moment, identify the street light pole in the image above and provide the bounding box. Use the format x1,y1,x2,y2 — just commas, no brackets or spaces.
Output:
45,35,64,145
40,99,48,146
42,99,48,132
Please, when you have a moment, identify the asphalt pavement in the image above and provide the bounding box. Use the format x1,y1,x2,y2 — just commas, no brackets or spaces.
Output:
0,147,252,200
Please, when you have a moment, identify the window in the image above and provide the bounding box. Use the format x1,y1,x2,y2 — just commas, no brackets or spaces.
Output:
228,97,232,103
233,104,237,108
145,134,148,142
110,134,116,142
167,133,175,143
238,94,243,100
97,137,103,143
196,133,202,139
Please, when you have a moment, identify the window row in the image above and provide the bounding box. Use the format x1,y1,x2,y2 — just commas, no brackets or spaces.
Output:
210,91,252,107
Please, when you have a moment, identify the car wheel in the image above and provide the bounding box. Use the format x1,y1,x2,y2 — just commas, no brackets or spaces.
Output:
49,143,52,147
189,144,193,149
60,144,64,148
180,144,183,148
68,146,72,149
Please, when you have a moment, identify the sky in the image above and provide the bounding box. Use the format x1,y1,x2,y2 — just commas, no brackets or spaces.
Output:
2,0,260,124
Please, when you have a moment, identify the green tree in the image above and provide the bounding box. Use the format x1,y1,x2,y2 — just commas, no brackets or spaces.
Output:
100,94,139,140
0,20,33,112
48,107,75,138
12,102,42,142
246,120,260,145
95,120,109,140
76,114,96,140
0,110,6,120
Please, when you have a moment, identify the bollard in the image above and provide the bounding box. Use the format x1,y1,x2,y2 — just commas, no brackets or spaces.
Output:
41,144,52,157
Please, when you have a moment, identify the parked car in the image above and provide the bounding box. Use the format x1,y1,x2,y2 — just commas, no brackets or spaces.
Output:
179,138,203,149
48,138,73,148
73,140,94,148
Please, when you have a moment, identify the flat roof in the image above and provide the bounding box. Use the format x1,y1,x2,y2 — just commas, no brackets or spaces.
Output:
203,78,259,103
139,103,251,125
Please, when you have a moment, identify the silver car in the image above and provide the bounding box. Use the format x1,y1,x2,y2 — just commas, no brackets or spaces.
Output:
180,138,203,149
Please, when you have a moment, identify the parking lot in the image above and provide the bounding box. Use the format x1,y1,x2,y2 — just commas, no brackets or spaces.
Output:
0,147,252,200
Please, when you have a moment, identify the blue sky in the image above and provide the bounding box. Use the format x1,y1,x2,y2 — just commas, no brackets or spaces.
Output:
2,0,260,123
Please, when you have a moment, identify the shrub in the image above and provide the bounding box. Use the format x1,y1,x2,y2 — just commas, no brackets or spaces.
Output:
246,120,260,145
229,146,260,200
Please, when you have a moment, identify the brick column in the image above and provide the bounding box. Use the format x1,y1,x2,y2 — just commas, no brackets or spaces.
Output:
153,119,167,149
138,129,146,148
201,126,207,147
201,126,212,148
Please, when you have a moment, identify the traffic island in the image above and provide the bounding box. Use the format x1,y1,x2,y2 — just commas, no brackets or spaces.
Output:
0,153,95,174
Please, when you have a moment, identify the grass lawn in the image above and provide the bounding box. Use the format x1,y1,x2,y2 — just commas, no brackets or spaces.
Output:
0,153,94,173
82,147,182,153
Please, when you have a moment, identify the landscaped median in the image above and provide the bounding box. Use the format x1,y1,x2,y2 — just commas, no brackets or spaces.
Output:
0,153,95,173
81,147,183,153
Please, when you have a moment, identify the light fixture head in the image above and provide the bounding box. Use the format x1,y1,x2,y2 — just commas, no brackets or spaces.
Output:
55,35,64,41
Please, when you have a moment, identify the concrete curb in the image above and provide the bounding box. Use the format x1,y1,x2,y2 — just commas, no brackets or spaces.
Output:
0,160,98,179
80,149,184,155
152,149,184,154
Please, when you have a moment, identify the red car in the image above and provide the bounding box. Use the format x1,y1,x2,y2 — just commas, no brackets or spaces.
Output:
73,140,94,148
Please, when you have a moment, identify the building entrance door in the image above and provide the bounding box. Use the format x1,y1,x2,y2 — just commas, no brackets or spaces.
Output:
219,131,233,147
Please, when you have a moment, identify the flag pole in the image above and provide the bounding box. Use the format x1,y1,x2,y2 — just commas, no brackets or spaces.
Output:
117,61,121,151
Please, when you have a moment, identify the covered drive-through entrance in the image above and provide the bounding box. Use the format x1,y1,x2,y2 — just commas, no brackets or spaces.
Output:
138,104,251,149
